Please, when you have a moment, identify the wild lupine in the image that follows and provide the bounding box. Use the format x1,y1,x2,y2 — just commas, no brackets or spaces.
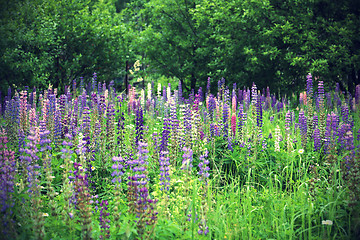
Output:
191,95,202,146
306,73,313,97
284,111,291,134
111,155,125,228
99,95,106,116
198,87,203,102
99,200,110,239
53,108,62,147
256,94,263,129
106,103,116,153
198,149,210,236
73,133,92,239
337,124,352,154
208,94,216,122
0,129,16,237
341,103,349,124
237,104,245,141
19,127,45,239
159,118,171,153
127,142,148,215
179,148,192,178
206,77,211,95
251,83,257,106
159,151,170,191
198,150,210,184
313,127,321,152
19,90,28,134
222,103,229,138
39,120,56,212
61,134,75,222
298,110,307,148
231,113,236,136
129,142,157,237
92,73,97,93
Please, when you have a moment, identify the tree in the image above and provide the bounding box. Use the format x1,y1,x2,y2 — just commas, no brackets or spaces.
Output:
0,0,126,94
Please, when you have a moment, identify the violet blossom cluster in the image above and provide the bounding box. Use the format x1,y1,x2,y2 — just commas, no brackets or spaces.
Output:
198,150,210,184
0,130,16,236
159,151,170,191
99,200,110,239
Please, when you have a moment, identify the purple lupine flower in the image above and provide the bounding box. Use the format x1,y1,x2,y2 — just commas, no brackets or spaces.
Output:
91,92,98,111
209,123,215,137
197,87,203,103
208,94,216,121
337,124,352,153
299,110,307,146
181,147,193,171
198,150,210,184
325,92,332,109
318,81,324,107
256,95,263,128
0,130,16,236
238,89,243,104
285,111,291,134
330,112,339,139
341,104,349,124
19,127,40,194
111,156,125,184
135,106,144,145
159,118,171,153
313,115,318,129
323,113,332,152
163,86,167,102
106,103,116,148
227,137,233,151
54,109,62,147
99,95,106,116
99,200,110,239
92,72,97,93
206,77,211,95
39,120,51,152
97,82,101,95
82,107,91,138
237,104,245,138
222,103,229,138
198,220,209,236
159,151,170,191
251,83,257,106
81,89,88,111
127,141,154,229
313,127,321,152
343,130,355,172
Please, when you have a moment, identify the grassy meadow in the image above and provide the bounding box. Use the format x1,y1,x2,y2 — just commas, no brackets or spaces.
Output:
0,74,360,239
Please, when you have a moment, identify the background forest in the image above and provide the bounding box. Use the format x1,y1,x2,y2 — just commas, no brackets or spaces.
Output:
0,0,360,97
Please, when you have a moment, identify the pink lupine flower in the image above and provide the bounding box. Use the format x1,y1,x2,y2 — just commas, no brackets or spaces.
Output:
231,113,236,136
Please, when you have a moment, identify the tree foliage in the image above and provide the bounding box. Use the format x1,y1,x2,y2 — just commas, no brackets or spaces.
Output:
127,0,360,94
0,0,126,94
1,0,359,96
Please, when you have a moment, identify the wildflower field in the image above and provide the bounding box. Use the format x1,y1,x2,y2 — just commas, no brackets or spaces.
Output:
1,74,360,239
